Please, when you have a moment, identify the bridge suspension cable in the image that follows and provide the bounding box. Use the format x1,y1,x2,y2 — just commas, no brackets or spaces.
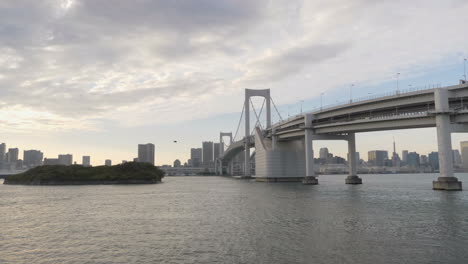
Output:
233,102,245,141
270,96,284,122
250,98,265,135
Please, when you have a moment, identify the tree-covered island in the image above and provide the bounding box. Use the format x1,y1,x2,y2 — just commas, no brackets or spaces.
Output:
3,162,165,185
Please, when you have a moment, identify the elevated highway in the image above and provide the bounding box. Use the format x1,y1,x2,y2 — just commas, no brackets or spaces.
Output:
219,82,468,190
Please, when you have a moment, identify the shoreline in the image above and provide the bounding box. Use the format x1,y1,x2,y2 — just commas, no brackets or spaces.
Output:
3,179,161,185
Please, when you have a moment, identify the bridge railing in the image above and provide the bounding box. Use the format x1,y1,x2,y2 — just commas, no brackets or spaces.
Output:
314,84,440,113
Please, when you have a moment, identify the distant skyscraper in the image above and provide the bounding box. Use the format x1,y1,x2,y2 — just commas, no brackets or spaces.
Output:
23,150,43,167
391,139,400,167
58,154,73,165
7,148,19,163
173,159,181,167
368,150,388,166
105,159,112,166
319,147,329,160
452,150,462,166
420,155,428,165
460,141,468,168
190,148,202,167
43,158,60,165
402,150,409,163
428,152,439,170
138,143,155,165
82,156,91,167
0,143,6,162
202,141,214,167
407,152,420,168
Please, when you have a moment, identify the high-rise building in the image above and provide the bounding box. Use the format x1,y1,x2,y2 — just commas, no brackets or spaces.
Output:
173,159,181,167
0,143,6,161
105,159,112,166
190,148,202,167
391,139,400,167
23,150,43,167
43,158,60,165
82,156,91,167
420,155,428,165
428,152,439,170
402,150,409,163
138,143,155,165
214,143,224,160
460,141,468,168
6,148,19,163
58,154,73,165
319,147,329,160
453,150,462,166
202,141,214,167
407,152,420,168
368,150,388,166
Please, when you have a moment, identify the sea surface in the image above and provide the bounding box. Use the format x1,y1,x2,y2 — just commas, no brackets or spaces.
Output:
1,173,468,264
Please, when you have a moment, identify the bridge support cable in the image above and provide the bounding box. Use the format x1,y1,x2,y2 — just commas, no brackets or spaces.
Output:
250,98,266,135
233,103,245,141
270,97,284,122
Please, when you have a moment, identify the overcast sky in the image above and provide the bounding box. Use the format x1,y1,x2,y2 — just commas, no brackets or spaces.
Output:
1,0,468,165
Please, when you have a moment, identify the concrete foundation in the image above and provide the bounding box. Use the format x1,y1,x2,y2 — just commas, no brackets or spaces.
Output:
302,176,318,185
432,177,462,191
235,176,254,180
256,177,303,182
254,127,306,182
345,175,362,185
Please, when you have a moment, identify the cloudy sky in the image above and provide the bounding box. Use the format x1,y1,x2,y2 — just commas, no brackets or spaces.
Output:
1,0,468,165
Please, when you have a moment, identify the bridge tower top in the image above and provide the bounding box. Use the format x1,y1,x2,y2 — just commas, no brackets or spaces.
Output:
245,89,271,134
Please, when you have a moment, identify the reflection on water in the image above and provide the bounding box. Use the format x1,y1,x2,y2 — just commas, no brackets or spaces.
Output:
1,174,468,264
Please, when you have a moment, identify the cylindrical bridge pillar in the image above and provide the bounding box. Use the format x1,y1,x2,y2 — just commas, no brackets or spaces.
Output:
303,114,318,185
433,88,462,190
345,132,362,184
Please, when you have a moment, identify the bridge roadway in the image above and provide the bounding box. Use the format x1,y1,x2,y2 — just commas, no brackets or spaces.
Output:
220,82,468,190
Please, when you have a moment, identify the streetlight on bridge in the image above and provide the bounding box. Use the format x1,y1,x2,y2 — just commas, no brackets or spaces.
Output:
320,93,324,111
464,58,467,81
350,84,354,103
396,72,400,93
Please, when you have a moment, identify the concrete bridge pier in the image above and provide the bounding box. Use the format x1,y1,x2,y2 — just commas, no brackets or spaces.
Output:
432,88,462,190
303,114,318,185
345,132,362,184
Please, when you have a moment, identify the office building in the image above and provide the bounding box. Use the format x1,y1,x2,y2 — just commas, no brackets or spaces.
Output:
402,150,409,163
105,159,112,166
6,148,19,163
460,141,468,168
453,150,462,166
407,152,420,168
0,143,5,161
58,154,73,165
319,147,329,160
138,143,155,165
23,150,43,167
190,148,202,167
420,155,428,166
428,152,439,170
82,156,91,167
368,150,388,166
43,158,60,165
173,159,181,167
202,141,214,167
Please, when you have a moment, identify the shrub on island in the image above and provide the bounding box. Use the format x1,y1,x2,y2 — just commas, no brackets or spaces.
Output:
4,162,165,185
